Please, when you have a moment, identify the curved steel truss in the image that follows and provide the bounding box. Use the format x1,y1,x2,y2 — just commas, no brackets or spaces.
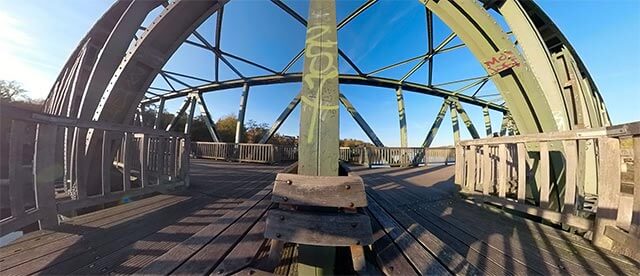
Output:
42,0,610,196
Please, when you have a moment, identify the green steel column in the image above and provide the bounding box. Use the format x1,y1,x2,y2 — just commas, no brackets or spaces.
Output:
153,98,165,130
395,87,408,147
298,0,339,273
235,83,249,143
449,101,460,144
483,106,492,136
452,99,480,139
184,95,197,135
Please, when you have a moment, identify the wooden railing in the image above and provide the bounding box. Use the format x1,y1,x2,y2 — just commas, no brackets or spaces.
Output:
191,142,297,164
455,121,640,253
339,146,455,167
0,104,190,236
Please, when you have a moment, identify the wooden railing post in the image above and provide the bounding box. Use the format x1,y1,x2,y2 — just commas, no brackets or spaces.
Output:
8,121,27,220
34,124,59,228
482,145,492,195
139,134,149,188
593,137,621,249
631,135,640,237
122,132,133,191
101,130,112,195
516,143,527,202
465,145,476,192
539,142,550,209
498,144,507,198
454,144,464,188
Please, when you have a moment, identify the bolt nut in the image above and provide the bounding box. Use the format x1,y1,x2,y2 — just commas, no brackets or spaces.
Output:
286,180,292,185
345,184,351,190
283,196,288,202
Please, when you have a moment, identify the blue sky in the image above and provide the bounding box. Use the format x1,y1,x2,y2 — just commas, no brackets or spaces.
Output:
1,0,639,146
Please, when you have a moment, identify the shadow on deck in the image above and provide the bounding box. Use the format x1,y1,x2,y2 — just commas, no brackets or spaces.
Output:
0,161,638,275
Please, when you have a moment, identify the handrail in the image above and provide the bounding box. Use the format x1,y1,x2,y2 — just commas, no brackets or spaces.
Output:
339,146,456,168
0,103,190,236
454,121,640,252
191,142,297,164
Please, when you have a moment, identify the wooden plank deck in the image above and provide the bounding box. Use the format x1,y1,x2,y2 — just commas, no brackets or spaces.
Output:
1,161,638,275
0,160,291,275
352,165,640,275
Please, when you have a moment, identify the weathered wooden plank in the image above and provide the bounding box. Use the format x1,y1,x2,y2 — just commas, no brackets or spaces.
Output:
563,140,578,214
135,186,273,275
232,267,274,276
631,135,640,236
498,143,507,198
539,141,550,208
366,195,449,275
271,173,365,208
139,134,149,188
8,120,27,219
33,124,59,228
171,197,272,275
213,217,268,275
517,143,527,202
101,130,112,195
466,145,476,192
464,193,593,230
482,145,492,195
593,137,621,249
605,226,640,259
367,209,418,276
122,132,132,191
264,209,372,246
367,191,480,275
454,145,464,187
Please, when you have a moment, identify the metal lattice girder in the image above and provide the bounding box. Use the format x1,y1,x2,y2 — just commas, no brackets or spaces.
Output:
140,74,508,112
483,106,492,136
420,0,561,135
395,87,408,147
195,93,220,142
339,93,384,147
421,99,449,148
451,99,480,139
235,84,249,143
259,92,301,144
298,0,340,177
166,97,192,132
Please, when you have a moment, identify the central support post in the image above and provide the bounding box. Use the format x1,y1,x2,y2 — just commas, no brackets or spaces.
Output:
298,0,339,273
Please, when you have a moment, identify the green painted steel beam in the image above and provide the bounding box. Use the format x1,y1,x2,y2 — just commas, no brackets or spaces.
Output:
421,99,449,148
196,93,220,142
449,101,460,144
298,1,340,272
259,92,301,144
234,84,249,143
339,93,384,147
452,99,480,139
139,73,509,112
483,106,492,136
184,94,197,135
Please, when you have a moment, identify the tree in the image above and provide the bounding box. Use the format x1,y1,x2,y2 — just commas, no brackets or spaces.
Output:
215,114,238,142
340,138,372,147
0,80,29,102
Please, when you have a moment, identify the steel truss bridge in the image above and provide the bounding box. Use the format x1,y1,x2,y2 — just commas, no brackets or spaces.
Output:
1,0,639,275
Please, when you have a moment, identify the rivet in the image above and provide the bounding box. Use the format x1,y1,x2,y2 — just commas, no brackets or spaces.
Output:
349,202,355,207
283,197,288,202
389,266,395,271
286,180,292,185
276,233,282,238
279,215,285,221
249,270,256,275
356,241,361,245
345,184,351,189
217,269,224,274
351,223,357,228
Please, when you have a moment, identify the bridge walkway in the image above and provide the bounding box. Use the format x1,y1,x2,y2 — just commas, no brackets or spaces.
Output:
1,161,639,275
354,165,640,275
0,160,291,275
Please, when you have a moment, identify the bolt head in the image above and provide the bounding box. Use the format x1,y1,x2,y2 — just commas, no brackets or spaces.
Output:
283,196,288,202
279,215,285,221
276,233,281,238
351,223,358,228
286,180,292,185
349,202,355,207
345,184,351,189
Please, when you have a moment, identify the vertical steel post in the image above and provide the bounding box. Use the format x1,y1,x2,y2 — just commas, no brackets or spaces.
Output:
154,98,165,130
449,101,460,144
395,87,408,147
483,105,492,136
235,83,249,143
298,0,340,273
184,96,197,135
